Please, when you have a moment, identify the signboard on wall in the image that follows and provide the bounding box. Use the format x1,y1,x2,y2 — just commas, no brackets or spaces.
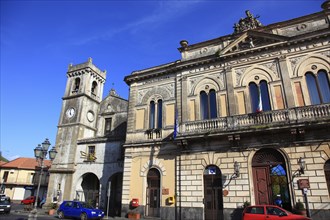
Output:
162,188,169,195
298,179,310,189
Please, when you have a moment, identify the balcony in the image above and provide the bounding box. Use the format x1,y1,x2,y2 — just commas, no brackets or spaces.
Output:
181,104,330,135
145,128,162,139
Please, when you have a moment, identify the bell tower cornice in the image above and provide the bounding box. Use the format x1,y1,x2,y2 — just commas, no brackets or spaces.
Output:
67,57,106,82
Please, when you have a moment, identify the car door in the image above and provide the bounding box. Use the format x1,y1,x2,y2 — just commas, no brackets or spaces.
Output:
71,201,82,218
243,206,267,220
62,201,73,217
265,206,293,220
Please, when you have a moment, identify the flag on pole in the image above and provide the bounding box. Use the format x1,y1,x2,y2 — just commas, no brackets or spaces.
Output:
173,108,179,139
256,87,263,113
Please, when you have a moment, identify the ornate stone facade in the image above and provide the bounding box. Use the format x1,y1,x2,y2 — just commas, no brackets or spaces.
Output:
123,2,330,220
48,2,330,220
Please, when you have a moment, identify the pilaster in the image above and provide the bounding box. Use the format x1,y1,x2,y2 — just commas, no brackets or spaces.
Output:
278,55,295,108
225,67,236,116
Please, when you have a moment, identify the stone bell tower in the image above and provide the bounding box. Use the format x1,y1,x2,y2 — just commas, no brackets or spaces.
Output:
47,58,106,203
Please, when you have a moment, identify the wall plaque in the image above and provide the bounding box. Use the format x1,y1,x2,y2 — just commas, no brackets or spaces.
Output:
298,179,310,189
162,188,169,195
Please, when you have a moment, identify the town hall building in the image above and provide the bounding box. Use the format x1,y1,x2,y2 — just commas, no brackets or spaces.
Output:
47,1,330,220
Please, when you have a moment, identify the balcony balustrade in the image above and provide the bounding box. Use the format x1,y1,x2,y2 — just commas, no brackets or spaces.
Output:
182,104,330,134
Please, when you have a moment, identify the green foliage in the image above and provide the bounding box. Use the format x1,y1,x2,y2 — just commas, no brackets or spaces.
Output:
0,153,9,162
295,200,305,210
49,202,58,210
243,201,251,208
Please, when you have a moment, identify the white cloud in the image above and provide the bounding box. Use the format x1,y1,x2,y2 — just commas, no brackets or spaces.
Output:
73,0,203,46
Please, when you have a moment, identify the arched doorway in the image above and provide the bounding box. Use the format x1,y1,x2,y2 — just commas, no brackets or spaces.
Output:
252,149,292,210
76,173,100,207
146,168,160,217
204,165,224,220
107,173,123,217
324,160,330,196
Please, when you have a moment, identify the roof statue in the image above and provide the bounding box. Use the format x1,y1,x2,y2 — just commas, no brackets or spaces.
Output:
233,10,262,34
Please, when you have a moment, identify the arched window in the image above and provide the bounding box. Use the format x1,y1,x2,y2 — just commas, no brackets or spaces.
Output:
149,99,163,130
249,80,271,113
200,91,208,120
318,70,330,103
306,73,320,104
157,100,162,129
149,101,155,129
306,70,330,105
249,82,259,112
73,78,80,93
91,81,98,94
260,80,271,111
209,90,217,118
200,89,217,120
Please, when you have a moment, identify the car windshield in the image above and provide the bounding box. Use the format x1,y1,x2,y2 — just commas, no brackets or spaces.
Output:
80,202,94,209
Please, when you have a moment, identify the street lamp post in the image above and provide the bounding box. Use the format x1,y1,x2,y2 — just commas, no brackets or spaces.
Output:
28,138,57,220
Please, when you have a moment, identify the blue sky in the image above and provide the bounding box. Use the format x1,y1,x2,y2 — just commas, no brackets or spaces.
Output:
0,0,324,160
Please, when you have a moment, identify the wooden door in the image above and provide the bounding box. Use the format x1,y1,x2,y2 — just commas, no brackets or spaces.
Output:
146,187,160,217
253,166,271,205
204,166,223,220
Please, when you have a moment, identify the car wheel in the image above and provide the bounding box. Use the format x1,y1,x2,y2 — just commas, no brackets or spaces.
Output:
58,211,65,219
80,213,88,220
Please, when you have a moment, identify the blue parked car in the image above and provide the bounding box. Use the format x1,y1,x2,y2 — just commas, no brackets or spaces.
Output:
57,200,104,220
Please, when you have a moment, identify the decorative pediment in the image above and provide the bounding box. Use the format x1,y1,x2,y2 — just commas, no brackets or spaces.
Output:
218,30,289,56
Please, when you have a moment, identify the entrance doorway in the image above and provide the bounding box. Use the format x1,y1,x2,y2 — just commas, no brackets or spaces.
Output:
146,168,160,217
203,165,224,220
108,173,123,217
252,148,292,210
76,173,100,207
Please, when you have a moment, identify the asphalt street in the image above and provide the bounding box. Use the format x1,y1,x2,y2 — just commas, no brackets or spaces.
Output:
1,203,160,220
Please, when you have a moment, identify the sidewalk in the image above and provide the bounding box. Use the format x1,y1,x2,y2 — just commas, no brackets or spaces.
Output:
14,208,50,216
14,208,160,220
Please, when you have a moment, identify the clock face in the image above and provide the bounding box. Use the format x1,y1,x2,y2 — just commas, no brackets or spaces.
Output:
87,111,95,122
66,107,75,118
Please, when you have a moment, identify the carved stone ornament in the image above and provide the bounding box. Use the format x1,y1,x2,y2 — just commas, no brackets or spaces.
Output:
264,61,279,78
139,83,174,104
289,56,304,76
296,23,307,31
233,10,262,34
218,71,226,90
138,90,148,104
235,67,247,86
